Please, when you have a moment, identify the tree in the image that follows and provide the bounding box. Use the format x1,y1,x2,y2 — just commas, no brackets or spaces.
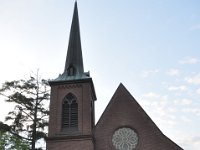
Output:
0,73,50,150
0,130,29,150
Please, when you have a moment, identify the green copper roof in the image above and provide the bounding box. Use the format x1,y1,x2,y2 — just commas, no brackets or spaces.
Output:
53,2,90,82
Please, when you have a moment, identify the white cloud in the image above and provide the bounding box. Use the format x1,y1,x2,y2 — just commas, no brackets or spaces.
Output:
141,69,159,78
167,69,180,76
142,92,169,109
190,24,200,31
180,136,200,150
143,92,160,99
179,57,199,64
141,92,178,126
168,85,187,92
181,99,192,105
182,108,200,116
185,73,200,85
180,116,191,123
196,88,200,95
174,98,192,106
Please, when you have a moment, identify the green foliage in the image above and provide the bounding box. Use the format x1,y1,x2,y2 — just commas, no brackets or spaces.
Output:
0,131,29,150
0,73,50,149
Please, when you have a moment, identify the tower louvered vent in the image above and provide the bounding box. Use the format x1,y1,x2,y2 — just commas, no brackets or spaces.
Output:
62,93,78,130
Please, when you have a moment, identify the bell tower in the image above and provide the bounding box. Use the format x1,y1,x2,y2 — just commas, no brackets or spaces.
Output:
46,2,96,150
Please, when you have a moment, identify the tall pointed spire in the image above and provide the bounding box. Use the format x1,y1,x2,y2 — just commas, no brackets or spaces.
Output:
53,1,89,82
64,1,84,76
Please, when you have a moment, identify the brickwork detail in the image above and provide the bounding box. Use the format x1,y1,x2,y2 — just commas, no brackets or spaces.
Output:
58,84,82,89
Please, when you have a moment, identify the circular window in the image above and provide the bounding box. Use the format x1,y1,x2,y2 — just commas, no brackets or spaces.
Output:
112,127,138,150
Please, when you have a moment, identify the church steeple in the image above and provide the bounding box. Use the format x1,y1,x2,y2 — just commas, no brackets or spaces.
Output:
53,1,89,81
47,2,96,148
64,1,84,76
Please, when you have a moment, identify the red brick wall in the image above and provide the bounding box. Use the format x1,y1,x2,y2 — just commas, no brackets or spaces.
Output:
47,82,94,150
47,137,94,150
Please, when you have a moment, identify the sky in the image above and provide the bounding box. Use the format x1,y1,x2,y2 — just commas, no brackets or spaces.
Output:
0,0,200,149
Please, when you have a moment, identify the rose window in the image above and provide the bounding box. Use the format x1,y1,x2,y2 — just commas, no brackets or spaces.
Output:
112,127,138,150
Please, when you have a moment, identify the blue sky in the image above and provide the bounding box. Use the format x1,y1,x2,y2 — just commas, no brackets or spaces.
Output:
0,0,200,149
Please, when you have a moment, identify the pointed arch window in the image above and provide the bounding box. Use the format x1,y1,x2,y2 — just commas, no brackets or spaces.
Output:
62,93,78,130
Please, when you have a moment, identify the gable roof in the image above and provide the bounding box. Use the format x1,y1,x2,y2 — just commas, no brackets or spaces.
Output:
95,83,158,128
95,83,183,150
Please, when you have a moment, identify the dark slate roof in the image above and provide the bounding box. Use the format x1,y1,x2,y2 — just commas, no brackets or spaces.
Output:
52,1,89,82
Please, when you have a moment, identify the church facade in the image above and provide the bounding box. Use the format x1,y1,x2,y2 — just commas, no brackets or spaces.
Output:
46,2,183,150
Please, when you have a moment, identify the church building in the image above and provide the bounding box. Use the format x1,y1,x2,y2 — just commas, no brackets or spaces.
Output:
46,2,183,150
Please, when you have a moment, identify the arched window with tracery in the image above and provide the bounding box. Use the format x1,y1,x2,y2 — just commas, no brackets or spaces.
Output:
62,93,78,130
